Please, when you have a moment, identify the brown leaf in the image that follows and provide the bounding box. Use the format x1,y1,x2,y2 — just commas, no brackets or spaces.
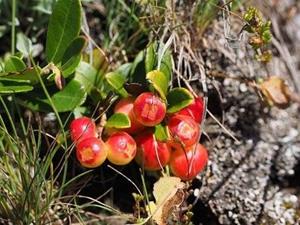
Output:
150,177,186,225
259,76,290,108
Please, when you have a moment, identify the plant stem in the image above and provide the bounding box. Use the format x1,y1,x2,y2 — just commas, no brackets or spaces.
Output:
11,0,17,54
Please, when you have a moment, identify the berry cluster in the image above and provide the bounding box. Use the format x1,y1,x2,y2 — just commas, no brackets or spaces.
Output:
70,90,208,181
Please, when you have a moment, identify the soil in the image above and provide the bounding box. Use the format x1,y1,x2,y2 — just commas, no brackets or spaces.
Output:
188,1,300,224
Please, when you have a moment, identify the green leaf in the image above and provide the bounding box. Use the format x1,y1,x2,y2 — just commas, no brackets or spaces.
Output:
159,49,172,83
145,42,157,73
117,63,132,78
167,88,194,113
83,48,109,73
75,61,108,101
16,33,32,57
146,70,168,99
154,124,170,142
4,56,26,73
105,113,131,129
130,50,146,85
49,79,86,112
46,0,82,63
105,72,129,98
3,67,41,85
61,36,87,77
0,81,33,94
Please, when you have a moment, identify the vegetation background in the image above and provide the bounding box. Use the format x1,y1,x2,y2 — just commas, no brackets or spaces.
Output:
0,0,299,225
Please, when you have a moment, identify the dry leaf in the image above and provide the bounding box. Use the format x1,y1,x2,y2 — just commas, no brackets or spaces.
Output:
150,177,186,225
259,76,290,108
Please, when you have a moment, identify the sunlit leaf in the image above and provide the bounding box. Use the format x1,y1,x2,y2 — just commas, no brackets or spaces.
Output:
105,113,131,129
167,87,194,113
105,72,128,98
146,70,168,99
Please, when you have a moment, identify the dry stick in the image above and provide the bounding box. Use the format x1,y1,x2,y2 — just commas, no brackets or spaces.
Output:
207,109,240,143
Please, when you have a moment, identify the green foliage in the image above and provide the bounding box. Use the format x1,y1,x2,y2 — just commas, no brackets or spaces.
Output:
46,0,81,63
4,56,26,72
194,0,219,35
243,7,272,63
105,72,129,98
49,79,86,112
61,36,87,77
106,113,131,129
167,88,194,113
154,124,170,142
146,70,169,100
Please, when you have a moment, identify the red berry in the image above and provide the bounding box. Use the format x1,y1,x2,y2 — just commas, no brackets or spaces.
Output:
135,132,171,171
133,92,166,127
106,131,137,165
70,117,97,143
168,115,200,149
169,144,208,181
76,137,107,168
175,96,204,123
114,97,144,134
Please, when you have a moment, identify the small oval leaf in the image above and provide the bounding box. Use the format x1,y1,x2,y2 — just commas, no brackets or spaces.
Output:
75,61,108,101
105,72,129,98
105,113,131,129
4,56,26,73
167,87,194,113
145,42,157,73
50,79,86,112
146,70,168,99
154,124,170,142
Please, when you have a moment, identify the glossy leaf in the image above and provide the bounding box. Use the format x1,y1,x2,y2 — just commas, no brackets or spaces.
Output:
159,49,172,83
16,33,32,57
154,124,170,142
61,36,87,77
146,70,168,99
46,0,81,63
105,72,128,98
167,87,194,113
49,79,86,112
105,113,131,129
145,42,157,73
4,56,26,73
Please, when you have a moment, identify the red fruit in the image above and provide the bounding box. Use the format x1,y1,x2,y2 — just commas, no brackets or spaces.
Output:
168,115,200,149
175,96,204,123
114,97,144,134
135,132,171,171
106,131,137,165
133,92,166,127
70,117,97,143
76,137,107,168
169,144,208,181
